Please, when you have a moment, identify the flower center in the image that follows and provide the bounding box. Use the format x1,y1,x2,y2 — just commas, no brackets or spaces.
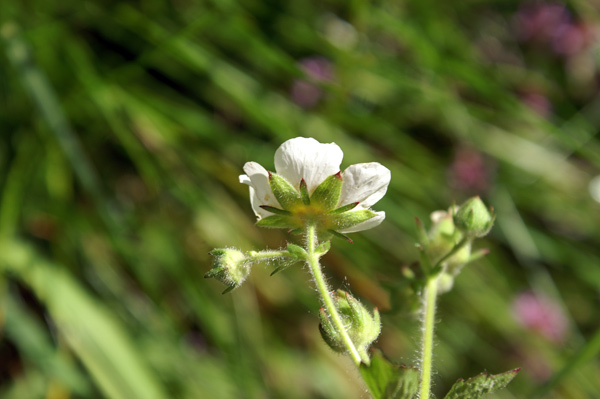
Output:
290,203,329,226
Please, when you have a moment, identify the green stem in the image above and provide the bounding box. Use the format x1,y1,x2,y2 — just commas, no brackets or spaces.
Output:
419,275,439,399
305,223,363,366
248,250,290,260
434,237,470,271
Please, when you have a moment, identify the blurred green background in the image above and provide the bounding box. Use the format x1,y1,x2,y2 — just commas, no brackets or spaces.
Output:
1,0,600,398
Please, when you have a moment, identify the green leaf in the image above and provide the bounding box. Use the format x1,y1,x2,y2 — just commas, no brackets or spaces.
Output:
443,368,521,399
269,173,302,210
256,215,296,229
360,350,419,399
310,172,343,212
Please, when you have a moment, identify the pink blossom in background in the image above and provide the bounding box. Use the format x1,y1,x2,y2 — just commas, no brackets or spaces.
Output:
520,91,553,117
511,291,569,343
552,22,596,56
449,147,491,194
291,56,334,108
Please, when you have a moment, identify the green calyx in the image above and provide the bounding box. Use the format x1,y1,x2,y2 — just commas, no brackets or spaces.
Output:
205,248,250,294
319,290,381,361
258,173,377,236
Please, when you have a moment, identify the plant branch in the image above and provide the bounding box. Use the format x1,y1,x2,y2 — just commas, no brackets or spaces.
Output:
305,223,363,366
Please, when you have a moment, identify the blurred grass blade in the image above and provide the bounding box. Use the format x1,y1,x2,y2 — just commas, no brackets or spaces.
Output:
1,23,103,201
2,292,91,395
531,328,600,398
0,239,168,399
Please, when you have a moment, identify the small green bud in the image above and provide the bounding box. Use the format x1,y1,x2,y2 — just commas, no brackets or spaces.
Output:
436,272,455,294
318,290,381,361
453,196,495,238
205,248,250,293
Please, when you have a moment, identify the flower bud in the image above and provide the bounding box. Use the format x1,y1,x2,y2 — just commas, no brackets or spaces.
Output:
205,248,250,294
453,196,495,238
318,290,381,361
426,210,471,274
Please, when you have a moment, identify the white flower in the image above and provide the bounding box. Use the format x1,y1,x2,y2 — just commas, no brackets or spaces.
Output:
239,137,390,235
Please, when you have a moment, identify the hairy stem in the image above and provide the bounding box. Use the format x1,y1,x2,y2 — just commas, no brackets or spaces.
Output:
248,250,290,260
305,223,362,366
419,275,439,399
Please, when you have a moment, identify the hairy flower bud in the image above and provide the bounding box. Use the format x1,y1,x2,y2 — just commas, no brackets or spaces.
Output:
205,248,250,294
453,196,495,238
319,290,381,361
426,210,471,274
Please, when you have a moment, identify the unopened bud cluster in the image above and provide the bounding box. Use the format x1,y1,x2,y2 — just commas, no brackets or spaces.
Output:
416,196,495,294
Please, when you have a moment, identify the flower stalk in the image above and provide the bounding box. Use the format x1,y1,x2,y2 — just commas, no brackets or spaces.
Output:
419,274,439,399
305,223,363,366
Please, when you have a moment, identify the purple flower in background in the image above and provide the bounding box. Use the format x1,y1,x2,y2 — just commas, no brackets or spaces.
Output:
514,2,596,57
291,56,334,108
511,291,568,343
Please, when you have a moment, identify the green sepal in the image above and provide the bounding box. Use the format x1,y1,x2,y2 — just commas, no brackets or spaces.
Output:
329,210,377,231
315,241,331,256
259,205,291,215
286,243,308,260
330,201,359,214
299,178,310,205
466,248,490,263
443,368,520,399
310,172,343,212
256,215,296,229
328,229,353,243
270,259,299,276
221,285,236,295
415,217,429,245
208,248,226,256
269,173,302,210
318,308,346,353
359,350,419,399
417,244,434,276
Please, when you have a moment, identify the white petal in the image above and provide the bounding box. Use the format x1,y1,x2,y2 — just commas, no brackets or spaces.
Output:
240,162,279,219
338,211,385,233
274,137,343,192
339,163,391,209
